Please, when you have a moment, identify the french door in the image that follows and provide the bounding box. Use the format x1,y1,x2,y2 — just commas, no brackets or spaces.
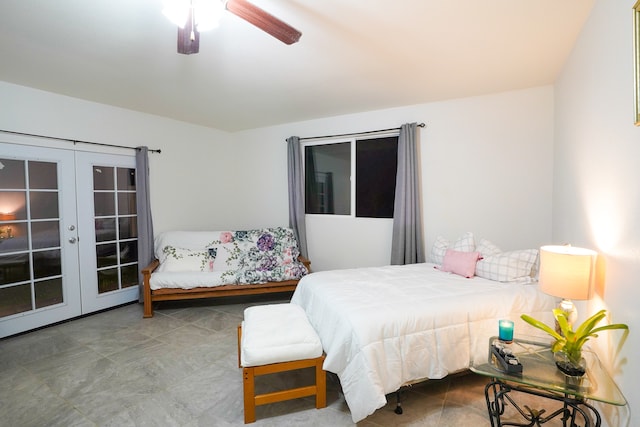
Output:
0,143,139,338
76,152,139,313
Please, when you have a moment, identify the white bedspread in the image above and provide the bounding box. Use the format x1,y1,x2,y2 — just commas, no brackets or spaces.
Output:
290,263,557,422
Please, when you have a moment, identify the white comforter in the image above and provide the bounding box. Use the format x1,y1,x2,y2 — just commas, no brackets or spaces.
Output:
290,263,557,422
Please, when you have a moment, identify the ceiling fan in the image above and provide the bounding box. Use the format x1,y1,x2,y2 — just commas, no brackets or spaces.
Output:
164,0,302,55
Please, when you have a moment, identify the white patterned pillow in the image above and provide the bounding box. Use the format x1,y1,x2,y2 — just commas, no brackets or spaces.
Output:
475,249,538,283
476,238,502,258
429,235,449,265
453,232,475,252
430,232,476,266
161,246,211,272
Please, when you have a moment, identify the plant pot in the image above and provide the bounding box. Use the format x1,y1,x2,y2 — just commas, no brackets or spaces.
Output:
554,350,586,377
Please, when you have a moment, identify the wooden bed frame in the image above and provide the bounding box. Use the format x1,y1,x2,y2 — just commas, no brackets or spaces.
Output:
141,256,311,318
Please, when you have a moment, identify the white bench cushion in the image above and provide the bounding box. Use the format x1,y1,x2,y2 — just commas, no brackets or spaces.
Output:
241,303,322,367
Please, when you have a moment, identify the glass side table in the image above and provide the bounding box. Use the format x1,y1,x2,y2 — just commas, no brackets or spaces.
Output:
470,336,627,427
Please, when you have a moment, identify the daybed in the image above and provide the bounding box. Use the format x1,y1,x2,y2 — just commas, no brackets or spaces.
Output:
142,227,310,318
290,232,558,422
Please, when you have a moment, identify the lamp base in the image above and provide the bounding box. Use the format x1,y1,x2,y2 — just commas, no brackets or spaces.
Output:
555,298,577,335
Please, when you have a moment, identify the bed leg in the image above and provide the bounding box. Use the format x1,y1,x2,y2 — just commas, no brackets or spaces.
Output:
394,389,403,415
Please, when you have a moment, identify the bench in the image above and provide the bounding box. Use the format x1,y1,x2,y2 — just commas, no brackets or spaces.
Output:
237,303,326,423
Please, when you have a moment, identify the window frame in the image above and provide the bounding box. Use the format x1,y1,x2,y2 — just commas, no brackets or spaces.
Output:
302,130,399,218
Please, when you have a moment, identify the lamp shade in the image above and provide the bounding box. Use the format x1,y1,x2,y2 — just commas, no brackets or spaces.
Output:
539,245,597,300
0,213,16,221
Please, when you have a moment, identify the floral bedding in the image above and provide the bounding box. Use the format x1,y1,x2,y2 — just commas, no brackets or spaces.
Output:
150,227,308,290
207,227,308,284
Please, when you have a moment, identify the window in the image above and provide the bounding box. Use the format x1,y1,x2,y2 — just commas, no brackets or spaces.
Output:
303,135,398,218
93,166,138,293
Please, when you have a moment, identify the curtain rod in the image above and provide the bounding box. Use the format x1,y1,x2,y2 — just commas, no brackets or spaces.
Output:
0,129,162,154
297,122,425,142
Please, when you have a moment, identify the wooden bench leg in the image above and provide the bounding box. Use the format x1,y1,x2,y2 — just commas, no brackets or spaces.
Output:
243,367,256,424
241,357,326,423
315,355,327,409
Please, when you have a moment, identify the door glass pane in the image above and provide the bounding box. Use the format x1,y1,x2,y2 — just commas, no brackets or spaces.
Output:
120,241,137,264
119,217,137,239
30,192,59,219
0,191,27,220
98,269,119,293
0,253,30,285
33,249,61,279
0,223,28,253
31,221,60,250
117,193,136,215
93,166,114,190
117,168,136,191
0,158,26,189
120,264,138,288
34,278,63,309
29,161,58,190
96,243,117,268
0,284,31,317
96,218,117,242
94,193,115,216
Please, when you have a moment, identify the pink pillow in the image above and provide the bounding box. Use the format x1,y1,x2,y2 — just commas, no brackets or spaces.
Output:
441,249,481,278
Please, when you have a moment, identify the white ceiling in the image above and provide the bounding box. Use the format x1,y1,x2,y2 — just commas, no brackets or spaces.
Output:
0,0,595,132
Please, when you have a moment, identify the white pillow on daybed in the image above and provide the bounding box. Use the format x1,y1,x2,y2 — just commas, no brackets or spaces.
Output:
159,246,211,272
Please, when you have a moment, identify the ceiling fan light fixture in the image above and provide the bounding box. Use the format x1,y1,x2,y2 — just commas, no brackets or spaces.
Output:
194,0,225,31
167,0,301,54
162,0,224,31
162,0,190,28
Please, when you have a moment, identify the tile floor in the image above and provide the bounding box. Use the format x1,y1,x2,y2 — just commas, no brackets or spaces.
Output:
1,295,570,426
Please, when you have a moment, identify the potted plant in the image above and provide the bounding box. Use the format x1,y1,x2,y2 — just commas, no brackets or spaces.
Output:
521,309,628,377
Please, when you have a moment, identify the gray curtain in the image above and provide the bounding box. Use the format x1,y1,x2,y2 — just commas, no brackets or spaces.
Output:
390,123,425,265
136,146,155,302
287,136,309,258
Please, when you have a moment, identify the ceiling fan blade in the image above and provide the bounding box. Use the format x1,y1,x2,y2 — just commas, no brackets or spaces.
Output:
225,0,302,45
177,8,199,54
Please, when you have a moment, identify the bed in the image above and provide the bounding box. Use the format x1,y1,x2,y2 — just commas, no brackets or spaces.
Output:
290,260,558,422
142,228,309,317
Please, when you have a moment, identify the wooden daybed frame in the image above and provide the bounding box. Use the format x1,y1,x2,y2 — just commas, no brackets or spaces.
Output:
141,256,311,318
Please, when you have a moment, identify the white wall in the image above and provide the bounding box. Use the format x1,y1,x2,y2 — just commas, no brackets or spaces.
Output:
233,86,555,271
0,81,241,234
0,81,555,272
554,1,638,425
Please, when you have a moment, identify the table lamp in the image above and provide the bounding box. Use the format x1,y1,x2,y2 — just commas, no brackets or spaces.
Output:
0,212,16,240
538,245,597,330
